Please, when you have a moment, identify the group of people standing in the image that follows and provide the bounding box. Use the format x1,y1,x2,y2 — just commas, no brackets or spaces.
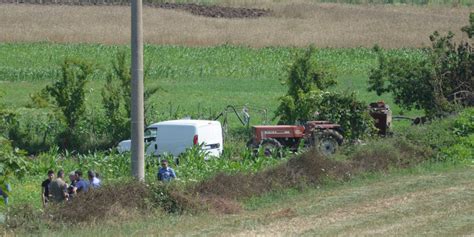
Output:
39,159,176,206
41,169,101,206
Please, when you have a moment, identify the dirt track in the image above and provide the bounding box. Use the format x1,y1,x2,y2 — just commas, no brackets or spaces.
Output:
156,3,270,18
0,1,271,18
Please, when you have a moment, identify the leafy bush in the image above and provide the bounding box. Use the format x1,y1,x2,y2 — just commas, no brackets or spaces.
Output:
315,91,375,139
148,182,203,214
438,108,474,164
101,51,132,144
453,108,474,136
440,135,473,164
0,138,30,181
387,108,472,164
400,116,458,152
369,26,473,117
4,110,64,154
461,12,474,38
45,59,93,150
0,137,30,202
101,51,161,146
275,46,336,124
275,46,373,140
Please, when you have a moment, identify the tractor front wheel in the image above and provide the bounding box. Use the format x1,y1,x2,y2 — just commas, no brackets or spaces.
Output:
259,138,283,158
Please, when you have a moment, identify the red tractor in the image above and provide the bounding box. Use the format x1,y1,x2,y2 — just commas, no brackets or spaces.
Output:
247,101,392,156
247,121,344,156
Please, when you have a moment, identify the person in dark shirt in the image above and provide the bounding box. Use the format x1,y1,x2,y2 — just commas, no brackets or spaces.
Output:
67,171,77,199
41,170,54,207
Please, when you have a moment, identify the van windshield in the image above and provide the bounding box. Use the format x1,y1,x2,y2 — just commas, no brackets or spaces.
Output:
144,128,157,138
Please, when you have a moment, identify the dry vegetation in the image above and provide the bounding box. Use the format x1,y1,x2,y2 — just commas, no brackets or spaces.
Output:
0,1,471,47
9,145,428,229
12,165,470,236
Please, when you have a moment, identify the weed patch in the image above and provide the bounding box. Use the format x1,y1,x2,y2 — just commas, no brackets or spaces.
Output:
192,135,437,208
44,180,151,224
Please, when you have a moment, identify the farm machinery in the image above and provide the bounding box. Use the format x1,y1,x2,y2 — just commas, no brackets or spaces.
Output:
246,101,392,156
213,102,391,156
246,121,344,156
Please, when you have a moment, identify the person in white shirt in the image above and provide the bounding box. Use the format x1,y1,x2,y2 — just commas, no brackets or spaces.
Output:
87,170,101,189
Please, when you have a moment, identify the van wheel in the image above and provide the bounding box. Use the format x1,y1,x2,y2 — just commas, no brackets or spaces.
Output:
259,138,283,158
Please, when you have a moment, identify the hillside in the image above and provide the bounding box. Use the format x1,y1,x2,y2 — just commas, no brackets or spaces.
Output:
0,1,472,236
40,165,473,236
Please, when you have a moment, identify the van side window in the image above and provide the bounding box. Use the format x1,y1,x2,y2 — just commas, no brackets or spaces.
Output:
145,128,158,142
145,128,157,137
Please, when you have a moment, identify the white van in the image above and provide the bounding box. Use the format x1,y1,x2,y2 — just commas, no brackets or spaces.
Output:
117,120,223,158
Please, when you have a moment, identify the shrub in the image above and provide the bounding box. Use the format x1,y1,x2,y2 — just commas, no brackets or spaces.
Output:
453,108,474,136
400,116,458,152
369,25,473,117
461,12,474,38
101,51,161,146
315,91,375,140
101,51,132,144
438,108,474,164
440,135,473,164
46,59,93,150
5,110,63,154
0,137,30,202
275,46,373,140
275,46,336,124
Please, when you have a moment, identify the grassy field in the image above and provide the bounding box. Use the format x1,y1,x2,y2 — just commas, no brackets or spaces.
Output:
0,3,471,48
0,43,426,125
13,164,471,236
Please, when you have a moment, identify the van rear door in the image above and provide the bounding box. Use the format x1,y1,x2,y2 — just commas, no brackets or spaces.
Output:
197,122,223,158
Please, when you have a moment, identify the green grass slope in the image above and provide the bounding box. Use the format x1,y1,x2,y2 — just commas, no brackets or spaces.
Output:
38,165,473,237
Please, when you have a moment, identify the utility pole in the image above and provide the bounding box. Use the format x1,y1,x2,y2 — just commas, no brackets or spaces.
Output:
131,0,144,180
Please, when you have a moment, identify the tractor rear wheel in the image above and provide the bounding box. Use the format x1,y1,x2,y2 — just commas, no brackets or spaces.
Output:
314,130,343,156
259,138,283,158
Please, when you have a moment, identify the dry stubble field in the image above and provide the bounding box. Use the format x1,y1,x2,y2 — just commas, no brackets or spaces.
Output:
0,1,472,48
